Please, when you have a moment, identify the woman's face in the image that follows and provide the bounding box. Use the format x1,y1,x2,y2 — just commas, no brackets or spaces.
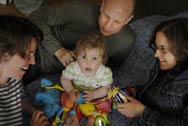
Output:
2,38,37,81
154,31,177,70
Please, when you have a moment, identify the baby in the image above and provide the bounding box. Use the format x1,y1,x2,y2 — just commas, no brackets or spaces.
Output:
61,33,113,126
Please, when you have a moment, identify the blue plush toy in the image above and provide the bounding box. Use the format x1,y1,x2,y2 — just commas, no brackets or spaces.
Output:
35,78,61,118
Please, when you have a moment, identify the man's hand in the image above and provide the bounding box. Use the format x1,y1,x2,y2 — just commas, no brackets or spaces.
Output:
55,48,76,66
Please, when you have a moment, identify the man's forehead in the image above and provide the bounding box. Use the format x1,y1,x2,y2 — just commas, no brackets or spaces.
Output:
104,0,134,15
104,1,132,22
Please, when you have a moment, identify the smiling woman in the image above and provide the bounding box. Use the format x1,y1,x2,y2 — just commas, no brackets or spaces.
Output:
0,16,42,84
111,18,188,126
150,18,188,70
2,38,37,82
0,15,49,126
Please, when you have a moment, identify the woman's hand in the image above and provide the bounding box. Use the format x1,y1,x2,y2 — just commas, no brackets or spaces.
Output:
30,110,49,126
117,95,145,117
55,48,75,66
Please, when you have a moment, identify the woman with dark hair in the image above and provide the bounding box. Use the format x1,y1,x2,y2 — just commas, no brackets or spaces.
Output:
0,15,48,126
115,18,188,126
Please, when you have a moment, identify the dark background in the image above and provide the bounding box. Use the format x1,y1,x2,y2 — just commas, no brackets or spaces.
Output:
134,0,188,19
0,0,188,19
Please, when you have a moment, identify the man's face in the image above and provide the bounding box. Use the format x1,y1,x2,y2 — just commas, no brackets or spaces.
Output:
98,0,133,36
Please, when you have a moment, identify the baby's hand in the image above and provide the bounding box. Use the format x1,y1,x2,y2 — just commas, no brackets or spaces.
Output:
83,90,95,102
68,89,79,102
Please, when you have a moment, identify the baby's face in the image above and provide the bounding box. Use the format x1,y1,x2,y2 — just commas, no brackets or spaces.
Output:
77,48,103,76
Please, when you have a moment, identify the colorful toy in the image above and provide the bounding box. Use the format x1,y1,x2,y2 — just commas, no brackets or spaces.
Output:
109,86,133,120
35,79,131,126
35,78,62,118
108,86,129,103
52,91,85,126
77,86,131,126
52,90,113,126
52,86,132,126
78,102,111,126
52,92,76,126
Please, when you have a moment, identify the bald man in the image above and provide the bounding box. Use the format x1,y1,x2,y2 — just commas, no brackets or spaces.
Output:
99,0,135,36
26,0,136,82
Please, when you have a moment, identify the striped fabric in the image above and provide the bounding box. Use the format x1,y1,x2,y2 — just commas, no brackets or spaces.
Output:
0,78,23,126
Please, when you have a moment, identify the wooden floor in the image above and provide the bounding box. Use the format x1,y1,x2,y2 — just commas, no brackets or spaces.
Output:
0,3,24,17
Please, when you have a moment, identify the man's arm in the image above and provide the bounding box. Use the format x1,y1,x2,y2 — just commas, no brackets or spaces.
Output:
29,5,70,56
29,1,99,66
29,1,98,56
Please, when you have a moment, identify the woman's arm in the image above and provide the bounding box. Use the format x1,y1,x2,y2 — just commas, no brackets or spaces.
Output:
139,106,188,126
117,95,188,126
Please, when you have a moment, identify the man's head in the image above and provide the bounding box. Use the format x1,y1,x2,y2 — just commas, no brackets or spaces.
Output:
99,0,135,36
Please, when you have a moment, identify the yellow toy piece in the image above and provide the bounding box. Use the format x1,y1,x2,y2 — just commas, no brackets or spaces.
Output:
42,83,65,91
78,103,96,116
52,118,60,126
108,86,128,103
107,86,119,98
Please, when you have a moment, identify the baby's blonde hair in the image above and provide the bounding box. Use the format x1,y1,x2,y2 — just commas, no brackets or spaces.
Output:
75,33,107,64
